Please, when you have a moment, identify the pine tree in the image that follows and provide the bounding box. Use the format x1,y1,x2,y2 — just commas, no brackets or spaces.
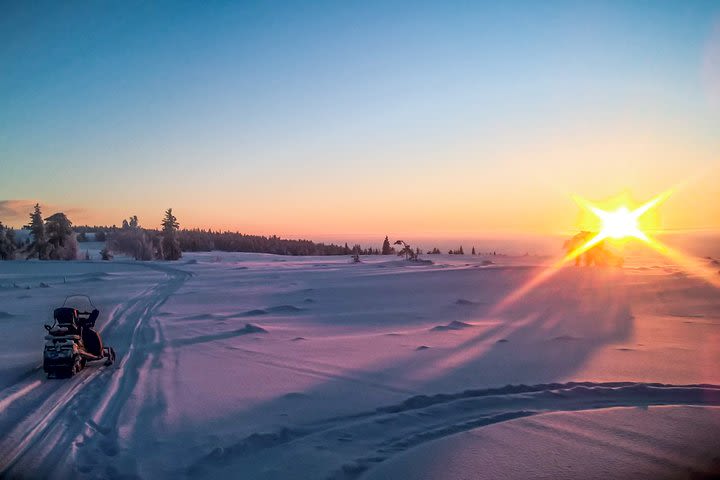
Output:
394,240,417,261
26,204,48,260
382,236,392,255
459,246,464,255
471,246,476,255
0,222,17,260
45,212,78,260
161,208,182,260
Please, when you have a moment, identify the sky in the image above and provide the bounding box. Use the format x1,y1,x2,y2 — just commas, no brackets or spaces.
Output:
1,1,719,239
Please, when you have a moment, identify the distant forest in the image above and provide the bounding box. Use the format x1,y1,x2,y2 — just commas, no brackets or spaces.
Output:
1,206,488,261
74,223,382,258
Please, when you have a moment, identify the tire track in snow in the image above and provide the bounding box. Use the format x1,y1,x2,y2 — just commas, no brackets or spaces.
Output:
185,382,720,479
80,269,188,469
0,264,191,478
0,288,157,474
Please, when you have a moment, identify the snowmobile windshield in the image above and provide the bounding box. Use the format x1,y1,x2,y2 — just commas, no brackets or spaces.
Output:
62,295,96,314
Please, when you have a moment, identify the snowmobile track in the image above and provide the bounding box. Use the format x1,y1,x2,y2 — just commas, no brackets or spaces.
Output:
0,264,191,478
185,381,720,479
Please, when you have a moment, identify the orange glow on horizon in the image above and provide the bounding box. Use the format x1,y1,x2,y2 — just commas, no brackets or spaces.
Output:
490,188,719,314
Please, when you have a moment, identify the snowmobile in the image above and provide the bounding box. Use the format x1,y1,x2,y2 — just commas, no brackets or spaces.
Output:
43,295,116,378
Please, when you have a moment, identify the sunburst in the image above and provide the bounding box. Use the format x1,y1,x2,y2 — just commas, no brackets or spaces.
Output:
568,190,673,260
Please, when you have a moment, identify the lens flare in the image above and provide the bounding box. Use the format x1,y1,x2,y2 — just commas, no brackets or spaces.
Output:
490,190,676,314
572,189,673,248
596,206,645,240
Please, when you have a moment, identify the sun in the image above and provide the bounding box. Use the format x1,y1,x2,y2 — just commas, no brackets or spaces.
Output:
572,190,673,246
563,190,674,262
591,205,648,241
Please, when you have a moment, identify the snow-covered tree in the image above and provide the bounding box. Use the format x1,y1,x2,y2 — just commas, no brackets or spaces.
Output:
45,212,78,260
0,222,17,260
25,203,48,260
110,215,155,260
161,208,182,260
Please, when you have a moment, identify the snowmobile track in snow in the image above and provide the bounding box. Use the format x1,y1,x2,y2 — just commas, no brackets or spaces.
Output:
0,263,191,478
186,381,720,479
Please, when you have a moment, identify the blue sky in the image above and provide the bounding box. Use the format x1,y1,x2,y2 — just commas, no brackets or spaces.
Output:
1,1,719,235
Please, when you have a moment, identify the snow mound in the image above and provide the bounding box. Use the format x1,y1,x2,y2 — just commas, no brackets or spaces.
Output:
242,309,267,316
242,323,268,334
431,320,473,332
0,311,15,319
187,428,306,476
415,345,430,351
267,305,303,313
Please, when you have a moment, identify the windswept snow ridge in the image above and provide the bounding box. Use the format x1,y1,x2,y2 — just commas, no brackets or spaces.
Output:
186,381,720,479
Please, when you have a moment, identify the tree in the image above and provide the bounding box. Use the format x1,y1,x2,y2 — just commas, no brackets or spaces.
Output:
25,203,48,260
471,246,476,255
459,246,464,255
394,240,418,261
45,212,78,260
382,236,393,255
110,215,154,260
161,208,182,260
0,222,17,260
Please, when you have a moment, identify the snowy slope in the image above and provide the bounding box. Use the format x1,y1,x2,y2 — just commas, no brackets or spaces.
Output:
0,252,719,478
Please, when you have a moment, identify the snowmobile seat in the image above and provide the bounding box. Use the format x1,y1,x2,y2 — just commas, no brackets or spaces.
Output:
54,308,80,333
82,328,103,358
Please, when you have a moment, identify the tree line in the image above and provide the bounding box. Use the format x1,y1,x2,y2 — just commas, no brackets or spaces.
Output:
0,206,500,262
0,205,182,261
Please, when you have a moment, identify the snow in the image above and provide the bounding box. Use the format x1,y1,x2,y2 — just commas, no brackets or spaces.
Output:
367,405,720,480
0,251,719,478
